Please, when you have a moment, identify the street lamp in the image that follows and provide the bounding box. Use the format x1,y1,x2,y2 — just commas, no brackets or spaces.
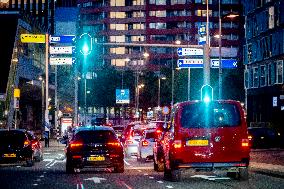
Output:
158,75,166,108
216,2,239,99
171,40,181,108
136,83,144,119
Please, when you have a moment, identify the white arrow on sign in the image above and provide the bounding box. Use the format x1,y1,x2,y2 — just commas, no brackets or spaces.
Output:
84,177,106,184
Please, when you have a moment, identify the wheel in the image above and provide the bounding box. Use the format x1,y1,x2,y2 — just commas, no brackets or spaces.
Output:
66,159,75,174
238,167,249,181
154,158,164,172
114,162,124,173
163,162,181,182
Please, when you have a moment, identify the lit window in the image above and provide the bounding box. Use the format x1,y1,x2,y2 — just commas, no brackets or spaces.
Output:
111,59,126,67
110,0,125,6
131,36,145,42
110,36,125,42
110,12,126,18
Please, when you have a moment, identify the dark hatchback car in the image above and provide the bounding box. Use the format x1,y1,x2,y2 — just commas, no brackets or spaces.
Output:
0,129,34,166
65,126,124,173
248,127,283,149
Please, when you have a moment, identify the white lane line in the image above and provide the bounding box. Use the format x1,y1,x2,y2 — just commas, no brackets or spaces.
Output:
43,153,51,155
121,181,133,189
32,183,38,186
137,170,142,172
16,166,21,168
43,172,47,174
149,176,154,179
35,179,41,182
124,160,130,166
166,186,173,188
126,166,152,170
157,180,163,183
39,175,44,178
144,173,148,176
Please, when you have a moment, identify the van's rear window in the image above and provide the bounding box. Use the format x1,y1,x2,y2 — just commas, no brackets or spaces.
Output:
181,103,241,128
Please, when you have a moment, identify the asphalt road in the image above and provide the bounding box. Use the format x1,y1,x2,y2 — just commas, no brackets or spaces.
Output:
0,149,283,189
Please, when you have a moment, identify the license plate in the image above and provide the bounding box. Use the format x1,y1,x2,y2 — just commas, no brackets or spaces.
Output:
87,156,105,161
3,153,16,158
187,140,209,146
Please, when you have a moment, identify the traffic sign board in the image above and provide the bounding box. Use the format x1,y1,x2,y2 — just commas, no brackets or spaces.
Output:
211,59,237,69
198,25,206,35
116,89,130,104
177,48,203,56
50,46,75,54
50,57,75,65
50,35,76,43
20,34,45,43
177,59,203,68
198,36,206,45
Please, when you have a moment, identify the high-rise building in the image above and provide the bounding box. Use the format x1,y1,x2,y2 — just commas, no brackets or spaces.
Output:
242,0,284,128
77,0,242,69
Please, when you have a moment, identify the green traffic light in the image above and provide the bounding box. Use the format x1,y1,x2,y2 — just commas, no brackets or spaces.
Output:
201,85,213,102
82,44,89,54
79,33,92,56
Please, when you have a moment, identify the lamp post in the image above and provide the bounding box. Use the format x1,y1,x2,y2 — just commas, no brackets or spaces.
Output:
158,75,166,108
171,40,181,108
136,83,144,119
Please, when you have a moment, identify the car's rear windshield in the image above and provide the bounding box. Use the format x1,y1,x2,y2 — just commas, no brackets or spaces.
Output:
0,131,26,144
145,132,156,139
74,130,117,143
181,103,241,128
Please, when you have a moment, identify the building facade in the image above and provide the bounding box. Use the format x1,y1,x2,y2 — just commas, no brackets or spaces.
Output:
242,0,284,128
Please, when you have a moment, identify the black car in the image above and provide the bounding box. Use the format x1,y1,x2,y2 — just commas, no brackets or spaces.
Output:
0,129,34,166
248,127,283,149
65,126,124,173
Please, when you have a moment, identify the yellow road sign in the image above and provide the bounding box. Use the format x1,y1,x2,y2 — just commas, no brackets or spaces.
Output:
14,88,20,98
20,34,46,43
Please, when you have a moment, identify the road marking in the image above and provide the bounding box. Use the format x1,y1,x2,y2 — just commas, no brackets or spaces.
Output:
43,172,47,174
32,183,38,186
126,166,152,170
166,186,173,188
149,176,154,179
124,160,130,165
144,173,148,176
157,180,163,183
76,183,85,189
120,181,133,189
40,175,44,178
43,153,51,155
191,175,230,181
35,179,41,182
138,170,142,172
16,166,21,168
84,176,106,184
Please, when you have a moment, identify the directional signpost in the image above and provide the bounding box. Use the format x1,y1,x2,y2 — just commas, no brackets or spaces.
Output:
49,46,75,54
177,59,203,68
49,57,75,65
116,89,130,104
211,59,237,69
20,34,45,43
177,48,203,56
49,35,76,43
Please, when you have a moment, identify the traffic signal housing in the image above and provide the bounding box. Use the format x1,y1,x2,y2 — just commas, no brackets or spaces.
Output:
78,33,92,56
201,85,213,103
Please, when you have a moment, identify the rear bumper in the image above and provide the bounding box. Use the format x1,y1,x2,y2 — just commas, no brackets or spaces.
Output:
177,162,249,169
68,155,123,168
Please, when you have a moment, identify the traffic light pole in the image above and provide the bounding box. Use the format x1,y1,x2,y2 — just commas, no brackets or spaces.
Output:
204,0,210,86
45,33,50,133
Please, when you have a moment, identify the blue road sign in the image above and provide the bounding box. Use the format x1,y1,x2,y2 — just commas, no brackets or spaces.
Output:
198,25,206,35
198,36,206,45
116,89,130,104
177,48,203,56
211,59,237,69
177,59,203,68
50,35,76,43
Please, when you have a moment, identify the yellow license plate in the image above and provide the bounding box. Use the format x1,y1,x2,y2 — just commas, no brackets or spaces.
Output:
187,140,209,146
87,156,105,161
3,153,16,158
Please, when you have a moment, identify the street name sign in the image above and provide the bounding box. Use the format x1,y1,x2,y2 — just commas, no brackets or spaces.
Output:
177,48,203,56
211,59,237,69
198,25,206,35
198,36,206,45
177,59,203,68
50,57,75,65
50,46,75,54
50,35,76,43
116,89,130,104
20,34,45,43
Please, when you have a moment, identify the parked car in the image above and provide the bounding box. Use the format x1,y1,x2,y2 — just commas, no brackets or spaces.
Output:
65,126,124,173
248,127,283,149
27,131,43,162
162,100,250,181
0,129,35,166
137,129,157,162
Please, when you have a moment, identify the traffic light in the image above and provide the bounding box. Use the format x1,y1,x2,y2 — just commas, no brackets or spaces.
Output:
201,85,213,103
78,33,92,56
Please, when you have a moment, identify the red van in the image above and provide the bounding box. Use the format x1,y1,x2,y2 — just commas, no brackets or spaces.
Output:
162,100,250,181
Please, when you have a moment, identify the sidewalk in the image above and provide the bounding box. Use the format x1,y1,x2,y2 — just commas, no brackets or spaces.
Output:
250,162,284,178
41,138,66,152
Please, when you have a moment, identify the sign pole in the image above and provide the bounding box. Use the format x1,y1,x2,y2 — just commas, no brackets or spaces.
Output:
45,33,50,133
188,68,190,101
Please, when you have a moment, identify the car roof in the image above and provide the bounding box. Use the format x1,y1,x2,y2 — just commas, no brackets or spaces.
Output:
74,125,114,133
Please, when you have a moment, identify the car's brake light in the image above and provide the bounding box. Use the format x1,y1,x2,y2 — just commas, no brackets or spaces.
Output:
31,141,38,149
142,140,149,146
156,129,162,134
242,139,249,147
70,142,83,148
108,142,121,147
173,140,182,148
72,155,82,159
24,140,30,147
110,154,120,158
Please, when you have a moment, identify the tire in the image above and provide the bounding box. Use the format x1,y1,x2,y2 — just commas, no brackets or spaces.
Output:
154,159,164,172
66,159,75,174
238,167,249,181
114,162,124,173
164,164,181,182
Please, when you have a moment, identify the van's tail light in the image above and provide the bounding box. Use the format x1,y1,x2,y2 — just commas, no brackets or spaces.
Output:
70,141,83,148
24,140,30,148
248,135,252,140
108,142,121,147
31,141,38,149
142,140,149,146
242,139,249,147
173,140,182,148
